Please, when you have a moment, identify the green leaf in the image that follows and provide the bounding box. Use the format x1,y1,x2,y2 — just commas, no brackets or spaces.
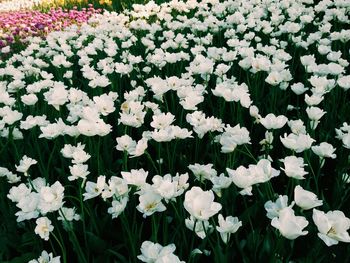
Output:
86,231,108,253
7,253,36,263
107,249,128,263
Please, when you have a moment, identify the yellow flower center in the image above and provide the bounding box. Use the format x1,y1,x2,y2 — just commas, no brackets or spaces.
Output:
145,202,157,211
327,227,336,235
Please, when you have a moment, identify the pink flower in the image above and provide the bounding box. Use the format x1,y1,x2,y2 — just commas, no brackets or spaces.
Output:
0,7,101,55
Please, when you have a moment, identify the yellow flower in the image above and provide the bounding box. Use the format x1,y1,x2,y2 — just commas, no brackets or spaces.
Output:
99,0,112,6
55,0,65,6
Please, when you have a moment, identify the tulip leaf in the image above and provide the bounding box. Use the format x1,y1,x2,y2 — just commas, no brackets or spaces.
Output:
86,231,108,253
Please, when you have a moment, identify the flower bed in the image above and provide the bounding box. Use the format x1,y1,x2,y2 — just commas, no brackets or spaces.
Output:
0,0,349,262
0,0,48,12
0,5,100,54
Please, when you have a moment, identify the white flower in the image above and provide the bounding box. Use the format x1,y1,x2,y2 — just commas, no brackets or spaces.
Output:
335,122,350,149
130,138,148,157
259,131,274,151
188,163,217,182
211,80,251,107
39,118,67,139
152,174,182,201
35,217,54,241
305,94,324,106
0,107,23,125
7,183,31,203
265,71,283,86
188,54,214,76
227,166,255,196
171,126,193,139
306,106,325,121
264,195,290,219
145,76,170,100
306,106,326,129
313,209,350,246
39,181,65,214
20,115,49,130
337,75,350,90
280,156,308,180
250,159,280,183
60,144,76,159
0,167,9,178
210,173,232,197
58,207,80,221
216,214,242,243
249,105,262,122
121,169,148,188
138,241,182,263
119,100,146,128
1,46,10,54
16,155,37,176
218,124,251,153
151,112,175,129
102,177,129,200
21,94,38,105
15,192,40,222
28,250,60,263
156,253,184,263
250,56,271,73
184,186,221,221
185,216,213,239
31,177,46,191
61,143,87,160
280,133,315,153
151,127,175,142
138,241,169,262
83,176,106,201
136,191,166,218
108,196,129,219
271,207,308,240
291,83,308,95
93,94,115,116
69,164,90,181
186,111,223,139
294,185,323,210
288,119,306,135
260,113,288,130
309,76,335,94
71,148,91,164
43,82,69,110
116,135,136,153
311,142,336,159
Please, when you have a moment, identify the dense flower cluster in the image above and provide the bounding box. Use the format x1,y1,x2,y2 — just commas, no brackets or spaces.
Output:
0,0,109,13
38,0,112,12
0,0,44,12
1,0,350,262
0,6,99,53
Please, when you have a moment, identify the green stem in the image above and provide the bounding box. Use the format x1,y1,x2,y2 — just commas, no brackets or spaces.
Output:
158,143,162,175
171,202,188,248
59,208,88,263
120,213,137,263
304,153,319,194
145,151,160,174
123,150,128,171
46,139,59,180
152,215,159,243
79,183,89,252
51,232,67,263
166,143,173,174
